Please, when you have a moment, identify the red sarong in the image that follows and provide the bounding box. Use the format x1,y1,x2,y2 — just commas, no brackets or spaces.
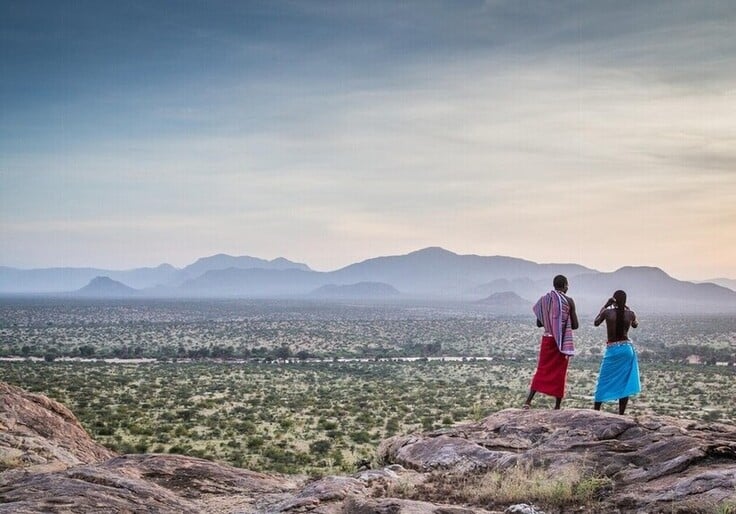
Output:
530,335,569,398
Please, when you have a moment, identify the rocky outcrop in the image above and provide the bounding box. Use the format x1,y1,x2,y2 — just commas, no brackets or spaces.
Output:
0,453,302,514
0,382,114,471
2,381,735,513
379,409,736,512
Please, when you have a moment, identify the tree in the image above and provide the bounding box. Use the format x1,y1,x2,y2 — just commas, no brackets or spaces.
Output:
79,345,95,358
273,345,293,361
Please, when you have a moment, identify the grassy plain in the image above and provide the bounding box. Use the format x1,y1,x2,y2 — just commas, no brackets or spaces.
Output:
0,298,734,476
1,359,733,475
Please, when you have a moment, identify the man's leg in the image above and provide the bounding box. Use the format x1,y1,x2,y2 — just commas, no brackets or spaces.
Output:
594,401,602,411
524,390,536,408
554,397,562,410
618,397,629,415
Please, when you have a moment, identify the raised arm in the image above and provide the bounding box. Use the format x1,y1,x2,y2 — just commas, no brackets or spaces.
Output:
594,298,615,326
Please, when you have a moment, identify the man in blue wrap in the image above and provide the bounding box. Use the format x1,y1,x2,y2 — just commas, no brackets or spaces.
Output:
593,289,641,415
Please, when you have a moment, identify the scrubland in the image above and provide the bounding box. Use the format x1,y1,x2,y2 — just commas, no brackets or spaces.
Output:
0,298,733,476
1,359,733,475
1,298,733,362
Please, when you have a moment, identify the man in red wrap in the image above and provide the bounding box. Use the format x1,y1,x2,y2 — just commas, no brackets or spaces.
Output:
523,275,578,409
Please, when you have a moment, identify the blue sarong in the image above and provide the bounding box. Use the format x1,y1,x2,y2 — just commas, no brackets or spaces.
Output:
594,341,641,402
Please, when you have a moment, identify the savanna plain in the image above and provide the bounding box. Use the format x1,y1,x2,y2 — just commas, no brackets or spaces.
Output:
1,298,734,477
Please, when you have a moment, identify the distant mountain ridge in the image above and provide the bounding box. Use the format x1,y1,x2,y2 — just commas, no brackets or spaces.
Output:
179,254,310,281
328,247,593,296
569,266,736,312
1,247,735,313
0,264,178,293
0,253,310,293
168,247,594,299
702,277,736,292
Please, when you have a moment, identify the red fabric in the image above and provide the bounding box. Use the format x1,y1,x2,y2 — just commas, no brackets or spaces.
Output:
530,335,569,398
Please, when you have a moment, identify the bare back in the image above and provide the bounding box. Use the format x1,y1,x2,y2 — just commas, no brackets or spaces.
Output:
594,309,638,342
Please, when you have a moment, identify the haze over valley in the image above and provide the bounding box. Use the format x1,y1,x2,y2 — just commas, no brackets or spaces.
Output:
2,247,735,314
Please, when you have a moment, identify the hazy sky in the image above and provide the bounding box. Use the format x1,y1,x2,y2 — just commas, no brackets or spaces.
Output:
1,1,735,279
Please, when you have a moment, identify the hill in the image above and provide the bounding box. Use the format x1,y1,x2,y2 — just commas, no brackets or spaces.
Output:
477,291,532,314
308,281,401,299
1,380,734,513
467,277,539,300
73,276,139,298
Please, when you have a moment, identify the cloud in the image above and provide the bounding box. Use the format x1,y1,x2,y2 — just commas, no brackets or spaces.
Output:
1,1,735,277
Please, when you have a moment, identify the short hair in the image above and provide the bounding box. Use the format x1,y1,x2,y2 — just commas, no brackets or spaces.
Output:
553,275,568,289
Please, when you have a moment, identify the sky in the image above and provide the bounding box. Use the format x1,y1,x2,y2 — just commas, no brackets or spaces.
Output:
1,1,735,280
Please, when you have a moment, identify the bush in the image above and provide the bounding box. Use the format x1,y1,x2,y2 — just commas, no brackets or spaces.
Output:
350,430,371,444
309,439,332,455
247,436,264,450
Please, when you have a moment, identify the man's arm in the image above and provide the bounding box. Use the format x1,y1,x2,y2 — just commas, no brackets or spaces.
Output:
536,318,544,328
594,298,615,326
594,311,606,326
568,297,579,330
630,310,638,329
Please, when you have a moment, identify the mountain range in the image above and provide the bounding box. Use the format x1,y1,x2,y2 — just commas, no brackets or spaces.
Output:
2,247,735,313
703,277,736,291
0,255,309,293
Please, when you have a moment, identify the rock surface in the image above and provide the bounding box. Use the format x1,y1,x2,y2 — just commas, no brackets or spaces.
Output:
2,381,736,513
379,408,736,511
0,382,114,471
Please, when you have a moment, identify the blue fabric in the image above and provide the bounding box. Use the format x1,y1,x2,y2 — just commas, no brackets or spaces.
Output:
594,342,641,402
